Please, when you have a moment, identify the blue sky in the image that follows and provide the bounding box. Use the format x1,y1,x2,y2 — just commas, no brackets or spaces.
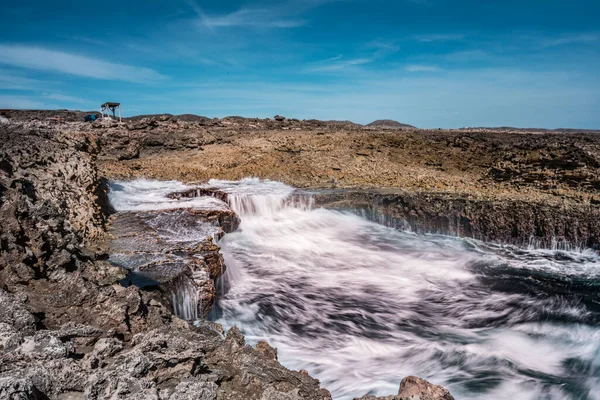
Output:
1,0,599,128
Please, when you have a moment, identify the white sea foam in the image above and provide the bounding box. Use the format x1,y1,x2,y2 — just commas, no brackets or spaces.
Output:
211,179,600,400
108,178,600,399
109,178,227,212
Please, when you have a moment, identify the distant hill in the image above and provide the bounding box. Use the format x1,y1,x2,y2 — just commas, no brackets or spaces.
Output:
367,119,416,129
324,120,362,127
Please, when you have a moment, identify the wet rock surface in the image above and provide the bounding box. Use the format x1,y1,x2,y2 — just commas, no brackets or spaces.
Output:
109,208,237,319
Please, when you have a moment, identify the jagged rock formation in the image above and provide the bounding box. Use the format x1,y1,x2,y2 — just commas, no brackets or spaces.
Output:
0,124,334,399
0,288,330,400
355,376,454,400
109,208,239,318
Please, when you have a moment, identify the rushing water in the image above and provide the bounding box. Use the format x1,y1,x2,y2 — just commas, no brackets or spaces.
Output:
107,179,227,321
205,178,600,400
109,178,600,400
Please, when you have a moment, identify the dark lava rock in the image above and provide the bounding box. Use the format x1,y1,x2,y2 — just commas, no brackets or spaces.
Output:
315,190,600,250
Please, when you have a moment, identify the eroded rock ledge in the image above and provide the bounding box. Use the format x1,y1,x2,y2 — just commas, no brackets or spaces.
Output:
0,124,451,399
108,207,239,319
315,190,600,250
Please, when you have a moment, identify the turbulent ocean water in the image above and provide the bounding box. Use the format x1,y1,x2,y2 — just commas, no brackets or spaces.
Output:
110,179,600,400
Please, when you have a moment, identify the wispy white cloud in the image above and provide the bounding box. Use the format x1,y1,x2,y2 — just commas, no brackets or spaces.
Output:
186,0,342,29
405,64,440,72
200,8,306,28
0,95,49,109
42,93,87,103
308,40,400,73
0,44,167,83
538,33,599,48
415,33,466,42
321,54,343,62
308,57,374,72
58,35,107,46
187,0,305,29
0,69,44,90
0,92,92,109
368,40,400,56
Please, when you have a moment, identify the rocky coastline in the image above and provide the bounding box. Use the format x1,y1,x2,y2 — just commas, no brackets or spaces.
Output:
2,110,600,399
314,189,600,250
0,124,332,399
0,117,454,399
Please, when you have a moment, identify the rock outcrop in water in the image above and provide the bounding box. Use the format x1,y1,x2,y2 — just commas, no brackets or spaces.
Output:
109,207,239,319
355,376,454,400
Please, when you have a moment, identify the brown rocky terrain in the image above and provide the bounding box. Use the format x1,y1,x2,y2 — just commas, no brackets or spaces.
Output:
86,114,600,206
7,111,594,249
0,115,454,399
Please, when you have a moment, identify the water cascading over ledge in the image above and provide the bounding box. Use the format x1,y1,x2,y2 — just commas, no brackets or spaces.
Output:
168,183,600,251
106,179,238,321
313,189,600,251
207,179,600,399
103,178,600,399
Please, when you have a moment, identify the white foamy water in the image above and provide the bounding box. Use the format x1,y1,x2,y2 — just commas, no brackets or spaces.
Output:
207,179,600,400
109,179,227,212
107,179,228,321
108,178,600,399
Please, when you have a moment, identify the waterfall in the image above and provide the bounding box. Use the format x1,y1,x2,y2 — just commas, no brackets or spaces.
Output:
227,193,314,217
171,276,199,321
